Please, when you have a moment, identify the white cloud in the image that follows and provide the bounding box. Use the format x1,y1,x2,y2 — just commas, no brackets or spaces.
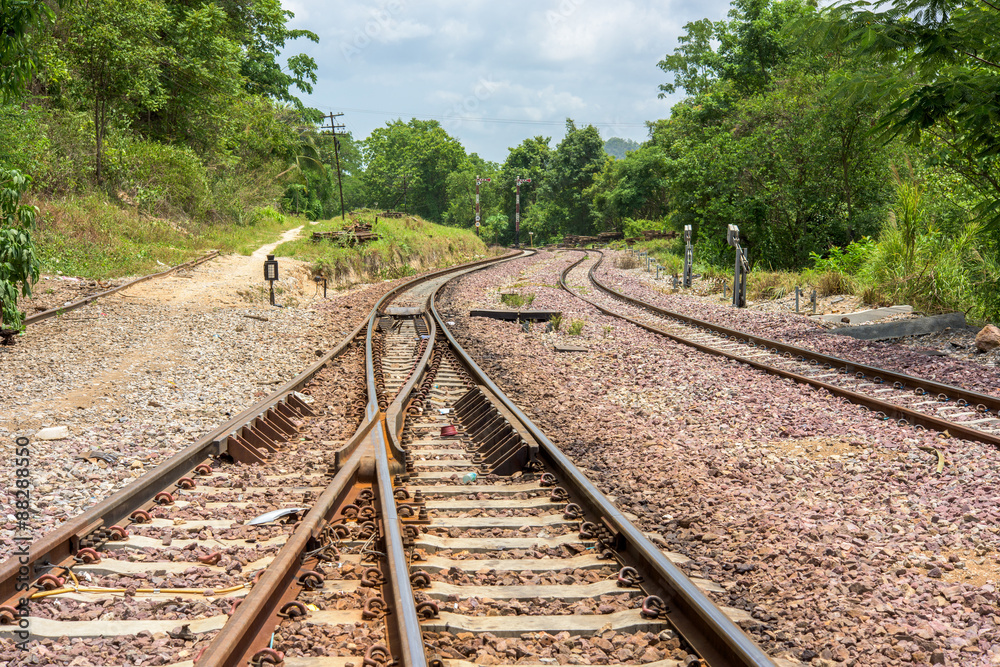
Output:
282,0,734,161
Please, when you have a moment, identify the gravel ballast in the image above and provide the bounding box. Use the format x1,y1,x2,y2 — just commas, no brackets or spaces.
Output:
0,253,416,562
438,250,1000,666
594,250,1000,397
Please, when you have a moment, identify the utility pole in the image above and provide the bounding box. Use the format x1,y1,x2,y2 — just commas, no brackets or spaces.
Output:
475,176,491,236
515,176,531,248
321,112,347,221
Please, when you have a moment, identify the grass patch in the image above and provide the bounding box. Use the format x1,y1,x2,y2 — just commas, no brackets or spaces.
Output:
549,313,563,331
500,292,536,308
614,253,641,270
747,270,799,300
276,209,494,284
568,319,585,335
32,195,302,278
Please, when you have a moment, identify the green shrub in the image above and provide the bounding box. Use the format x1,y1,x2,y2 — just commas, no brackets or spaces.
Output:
104,138,209,218
500,292,535,308
807,238,875,275
622,217,668,239
747,270,798,300
855,221,989,315
549,313,563,331
568,319,585,335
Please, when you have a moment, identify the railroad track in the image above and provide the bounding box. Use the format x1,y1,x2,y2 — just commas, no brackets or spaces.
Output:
1,251,222,344
560,250,1000,449
1,250,777,666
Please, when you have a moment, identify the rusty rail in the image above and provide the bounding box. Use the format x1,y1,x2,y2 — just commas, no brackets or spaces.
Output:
428,280,776,667
562,251,1000,448
195,431,370,666
197,250,523,666
0,250,520,607
24,250,221,326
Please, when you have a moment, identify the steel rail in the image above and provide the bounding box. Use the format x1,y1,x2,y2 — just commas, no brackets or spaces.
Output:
384,251,531,459
0,317,365,606
560,251,1000,448
366,250,530,667
0,250,518,606
23,250,221,326
586,250,1000,414
384,311,436,462
195,439,368,666
365,293,426,667
191,250,523,666
428,284,775,667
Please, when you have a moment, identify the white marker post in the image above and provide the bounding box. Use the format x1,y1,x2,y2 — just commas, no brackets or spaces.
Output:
515,176,531,247
475,176,491,236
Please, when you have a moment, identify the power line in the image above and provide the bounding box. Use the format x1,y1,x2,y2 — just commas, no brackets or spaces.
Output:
311,105,651,129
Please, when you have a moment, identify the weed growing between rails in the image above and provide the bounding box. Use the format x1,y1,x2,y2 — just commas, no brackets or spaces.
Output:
500,292,536,308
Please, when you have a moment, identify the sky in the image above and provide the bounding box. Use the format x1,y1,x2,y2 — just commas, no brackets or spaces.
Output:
280,0,733,164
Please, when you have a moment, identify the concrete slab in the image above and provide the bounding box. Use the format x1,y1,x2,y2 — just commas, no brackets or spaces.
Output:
385,306,423,316
75,555,274,576
104,534,288,551
417,553,612,573
0,614,227,639
423,608,663,636
828,312,967,341
470,309,561,322
426,498,558,511
415,533,593,553
424,579,634,601
411,482,543,496
427,513,574,528
817,305,912,324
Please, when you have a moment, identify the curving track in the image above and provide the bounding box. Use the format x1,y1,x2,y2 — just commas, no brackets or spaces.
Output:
1,251,777,667
560,250,1000,449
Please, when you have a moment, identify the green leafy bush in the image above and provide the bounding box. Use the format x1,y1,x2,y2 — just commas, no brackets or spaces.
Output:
807,238,875,275
500,292,536,308
568,319,585,335
0,170,41,330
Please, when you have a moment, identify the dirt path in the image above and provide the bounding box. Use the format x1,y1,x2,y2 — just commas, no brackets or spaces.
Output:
1,227,323,433
119,225,317,309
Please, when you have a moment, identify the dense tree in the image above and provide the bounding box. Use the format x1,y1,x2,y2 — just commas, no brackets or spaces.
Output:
524,121,605,241
495,136,551,242
0,0,59,331
63,0,169,181
1,0,61,101
659,0,814,98
652,0,897,268
801,0,1000,230
587,145,670,228
443,153,501,230
361,119,466,222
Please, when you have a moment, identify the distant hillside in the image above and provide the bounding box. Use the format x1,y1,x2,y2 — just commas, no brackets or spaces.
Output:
604,137,641,159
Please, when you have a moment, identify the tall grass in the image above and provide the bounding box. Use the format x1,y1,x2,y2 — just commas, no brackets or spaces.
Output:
31,195,301,278
276,210,493,285
857,221,987,314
